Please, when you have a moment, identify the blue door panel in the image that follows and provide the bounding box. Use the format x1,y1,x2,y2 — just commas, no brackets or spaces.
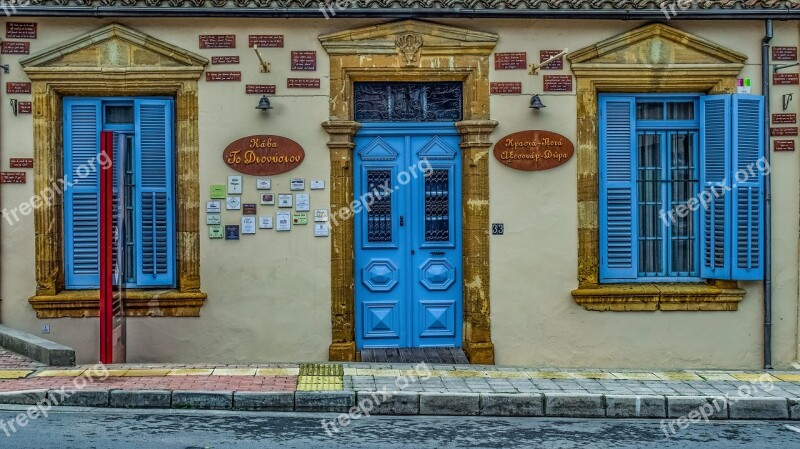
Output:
355,123,462,350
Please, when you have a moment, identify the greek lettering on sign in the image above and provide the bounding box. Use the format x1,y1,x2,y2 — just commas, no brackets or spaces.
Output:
222,135,305,176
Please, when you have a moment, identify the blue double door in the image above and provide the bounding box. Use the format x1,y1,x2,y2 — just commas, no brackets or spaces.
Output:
354,123,463,349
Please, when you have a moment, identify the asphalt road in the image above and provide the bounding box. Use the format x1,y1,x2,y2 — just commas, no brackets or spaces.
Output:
1,406,799,448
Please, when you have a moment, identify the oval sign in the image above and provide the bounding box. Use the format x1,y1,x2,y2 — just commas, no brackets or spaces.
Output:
493,130,574,171
223,135,305,176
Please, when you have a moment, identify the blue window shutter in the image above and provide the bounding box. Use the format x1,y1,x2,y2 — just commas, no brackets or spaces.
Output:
731,94,765,280
63,98,102,288
134,98,175,287
699,95,732,279
599,96,638,281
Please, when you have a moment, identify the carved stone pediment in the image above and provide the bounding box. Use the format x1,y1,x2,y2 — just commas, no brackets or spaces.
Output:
319,19,497,58
20,23,207,69
568,23,747,68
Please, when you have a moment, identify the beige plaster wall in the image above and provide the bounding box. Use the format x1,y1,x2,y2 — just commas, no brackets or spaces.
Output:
0,17,796,368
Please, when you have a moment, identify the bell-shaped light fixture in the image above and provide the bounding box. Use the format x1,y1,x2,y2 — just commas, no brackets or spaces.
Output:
529,94,546,110
256,95,273,111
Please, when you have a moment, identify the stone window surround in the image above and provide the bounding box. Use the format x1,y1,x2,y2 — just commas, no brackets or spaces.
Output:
567,24,750,312
21,56,207,318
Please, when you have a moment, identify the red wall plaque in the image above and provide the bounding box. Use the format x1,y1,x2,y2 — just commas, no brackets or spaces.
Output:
494,52,526,70
223,135,305,176
493,130,575,171
199,35,235,49
6,82,31,94
490,82,522,94
772,113,797,124
6,23,37,39
773,73,799,85
543,75,573,92
773,46,798,61
18,102,31,114
1,41,29,54
774,140,796,151
206,71,241,82
243,203,257,215
291,51,317,71
9,158,33,168
539,50,564,70
0,172,26,183
771,127,799,137
287,78,320,89
249,35,284,48
246,84,276,94
211,56,240,65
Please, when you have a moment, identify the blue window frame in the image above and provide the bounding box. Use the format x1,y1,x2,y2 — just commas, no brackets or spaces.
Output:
63,97,175,289
599,93,765,283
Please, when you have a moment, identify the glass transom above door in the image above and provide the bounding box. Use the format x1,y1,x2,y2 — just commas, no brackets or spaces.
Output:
353,82,463,122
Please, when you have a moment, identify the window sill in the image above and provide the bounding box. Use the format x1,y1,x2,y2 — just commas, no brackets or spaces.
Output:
571,280,745,312
28,289,207,318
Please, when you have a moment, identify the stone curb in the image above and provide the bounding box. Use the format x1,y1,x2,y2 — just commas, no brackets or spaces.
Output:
356,391,419,415
666,395,729,420
480,393,543,416
605,394,666,418
419,392,480,415
0,390,794,419
234,391,294,411
728,396,789,420
0,390,48,406
172,391,233,410
0,324,75,366
295,391,355,413
47,389,108,407
544,393,605,418
109,390,172,409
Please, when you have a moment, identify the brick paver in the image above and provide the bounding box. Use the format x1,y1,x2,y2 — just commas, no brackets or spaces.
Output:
0,348,43,369
0,375,296,392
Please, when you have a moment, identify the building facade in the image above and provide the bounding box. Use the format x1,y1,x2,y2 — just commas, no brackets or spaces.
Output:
0,2,798,368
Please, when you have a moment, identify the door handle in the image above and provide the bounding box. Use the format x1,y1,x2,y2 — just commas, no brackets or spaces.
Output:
411,249,415,255
399,216,404,227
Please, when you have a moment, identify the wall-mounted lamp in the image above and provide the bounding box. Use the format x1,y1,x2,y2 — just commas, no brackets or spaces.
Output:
9,99,17,116
253,45,271,73
529,94,546,111
0,64,9,75
783,93,793,111
256,95,273,111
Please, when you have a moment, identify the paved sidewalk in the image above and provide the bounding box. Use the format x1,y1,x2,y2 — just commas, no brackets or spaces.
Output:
0,361,799,419
0,348,44,371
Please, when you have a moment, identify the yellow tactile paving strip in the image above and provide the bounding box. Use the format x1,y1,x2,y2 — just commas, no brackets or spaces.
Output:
296,375,344,391
0,370,33,379
296,363,344,391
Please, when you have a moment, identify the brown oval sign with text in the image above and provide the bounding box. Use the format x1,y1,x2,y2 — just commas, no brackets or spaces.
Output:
493,130,574,171
223,135,304,176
